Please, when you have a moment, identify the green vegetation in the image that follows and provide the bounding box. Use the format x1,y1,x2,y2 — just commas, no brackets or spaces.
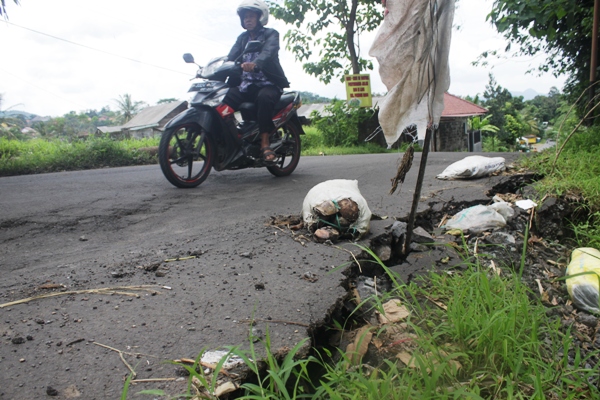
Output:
125,245,599,399
270,0,383,83
310,100,375,147
472,75,563,152
483,0,595,105
302,125,391,156
0,136,159,176
520,125,600,248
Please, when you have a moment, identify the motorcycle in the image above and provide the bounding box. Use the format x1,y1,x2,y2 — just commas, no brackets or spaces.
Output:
158,41,304,188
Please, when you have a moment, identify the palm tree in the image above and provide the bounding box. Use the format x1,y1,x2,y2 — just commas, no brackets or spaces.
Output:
114,94,146,123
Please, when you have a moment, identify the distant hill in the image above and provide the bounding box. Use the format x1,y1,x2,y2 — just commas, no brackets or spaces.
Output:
0,110,39,119
510,88,542,101
299,91,332,104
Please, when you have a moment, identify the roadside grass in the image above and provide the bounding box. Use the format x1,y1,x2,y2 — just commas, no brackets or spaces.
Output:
518,127,600,248
0,127,396,176
519,127,600,212
0,136,160,176
127,245,599,399
301,126,394,156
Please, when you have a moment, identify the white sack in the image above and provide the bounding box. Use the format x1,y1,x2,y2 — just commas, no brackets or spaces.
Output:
436,156,506,180
369,0,455,145
444,202,514,233
302,179,372,238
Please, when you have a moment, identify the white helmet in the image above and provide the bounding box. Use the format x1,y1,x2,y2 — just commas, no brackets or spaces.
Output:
237,0,269,27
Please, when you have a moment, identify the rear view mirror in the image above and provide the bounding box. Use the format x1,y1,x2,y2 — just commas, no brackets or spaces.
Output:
183,53,195,63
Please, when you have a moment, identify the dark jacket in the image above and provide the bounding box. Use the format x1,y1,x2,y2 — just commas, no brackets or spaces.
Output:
227,27,290,89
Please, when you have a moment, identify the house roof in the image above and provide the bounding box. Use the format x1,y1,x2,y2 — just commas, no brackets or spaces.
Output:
298,93,487,119
97,126,124,134
440,92,487,117
97,100,188,135
122,100,187,131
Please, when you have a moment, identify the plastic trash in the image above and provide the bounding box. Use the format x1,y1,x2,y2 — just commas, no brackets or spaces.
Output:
302,179,372,239
515,199,537,210
566,248,600,314
436,156,506,180
444,202,514,233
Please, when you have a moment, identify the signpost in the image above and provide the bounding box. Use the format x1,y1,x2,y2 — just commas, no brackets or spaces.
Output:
345,74,372,108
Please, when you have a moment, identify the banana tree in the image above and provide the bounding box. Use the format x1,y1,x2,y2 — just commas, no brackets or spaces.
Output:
469,114,502,152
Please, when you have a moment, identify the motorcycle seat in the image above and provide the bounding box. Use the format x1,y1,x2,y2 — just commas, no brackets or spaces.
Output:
239,92,297,121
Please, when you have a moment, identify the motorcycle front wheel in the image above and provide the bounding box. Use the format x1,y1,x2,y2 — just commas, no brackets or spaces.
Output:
158,123,214,188
267,121,302,177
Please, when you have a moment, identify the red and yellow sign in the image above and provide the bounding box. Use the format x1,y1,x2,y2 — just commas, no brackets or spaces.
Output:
344,74,372,108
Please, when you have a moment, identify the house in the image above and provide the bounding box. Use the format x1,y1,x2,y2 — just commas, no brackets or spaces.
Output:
299,93,488,152
435,93,488,152
97,100,188,139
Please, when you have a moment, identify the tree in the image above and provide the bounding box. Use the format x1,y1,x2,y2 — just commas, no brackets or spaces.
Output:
157,98,179,104
269,0,383,84
114,94,146,123
526,87,562,124
0,0,19,19
484,0,595,104
468,114,499,134
482,74,525,148
298,91,332,104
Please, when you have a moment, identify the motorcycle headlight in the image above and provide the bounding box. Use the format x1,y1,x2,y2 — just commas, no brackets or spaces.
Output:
202,56,228,77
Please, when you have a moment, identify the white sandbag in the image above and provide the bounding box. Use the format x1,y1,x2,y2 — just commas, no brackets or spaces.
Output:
566,248,600,314
436,156,506,180
302,179,372,238
444,202,514,233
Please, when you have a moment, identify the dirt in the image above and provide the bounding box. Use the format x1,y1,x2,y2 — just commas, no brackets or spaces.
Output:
327,172,600,392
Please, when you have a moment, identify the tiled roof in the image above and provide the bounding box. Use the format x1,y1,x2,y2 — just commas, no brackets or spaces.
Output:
441,92,487,117
295,92,488,119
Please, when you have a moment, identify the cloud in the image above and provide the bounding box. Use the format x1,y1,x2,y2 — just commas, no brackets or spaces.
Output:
1,0,566,117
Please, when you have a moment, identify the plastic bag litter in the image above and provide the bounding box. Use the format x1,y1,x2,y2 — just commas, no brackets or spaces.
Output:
566,248,600,314
444,202,514,233
302,179,372,239
436,156,506,180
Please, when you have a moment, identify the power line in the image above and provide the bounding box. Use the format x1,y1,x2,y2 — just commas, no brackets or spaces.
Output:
5,21,190,76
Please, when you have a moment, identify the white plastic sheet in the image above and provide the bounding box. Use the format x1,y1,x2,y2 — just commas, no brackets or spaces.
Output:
369,0,455,146
444,202,514,233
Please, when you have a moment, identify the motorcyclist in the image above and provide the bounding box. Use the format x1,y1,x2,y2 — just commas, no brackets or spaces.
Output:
218,0,290,163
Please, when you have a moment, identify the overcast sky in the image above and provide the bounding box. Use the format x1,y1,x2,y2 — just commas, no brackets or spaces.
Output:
1,0,567,117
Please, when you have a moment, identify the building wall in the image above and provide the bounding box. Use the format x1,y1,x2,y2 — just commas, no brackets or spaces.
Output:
435,117,467,152
362,111,473,152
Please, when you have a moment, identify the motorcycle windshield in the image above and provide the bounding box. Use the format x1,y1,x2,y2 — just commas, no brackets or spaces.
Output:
202,56,229,78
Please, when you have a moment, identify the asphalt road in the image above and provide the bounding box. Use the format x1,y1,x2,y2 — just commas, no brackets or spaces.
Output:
0,152,520,399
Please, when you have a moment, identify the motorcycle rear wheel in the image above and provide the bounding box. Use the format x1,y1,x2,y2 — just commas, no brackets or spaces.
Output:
159,123,214,188
267,121,302,177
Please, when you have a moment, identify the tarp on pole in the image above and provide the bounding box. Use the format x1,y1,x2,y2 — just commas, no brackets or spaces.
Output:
369,0,455,146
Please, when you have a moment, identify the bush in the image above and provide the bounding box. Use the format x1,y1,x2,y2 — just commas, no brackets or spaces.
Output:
300,126,324,150
0,136,159,176
311,100,375,147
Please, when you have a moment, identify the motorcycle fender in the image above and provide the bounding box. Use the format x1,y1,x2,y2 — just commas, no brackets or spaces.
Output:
290,114,306,135
164,107,214,133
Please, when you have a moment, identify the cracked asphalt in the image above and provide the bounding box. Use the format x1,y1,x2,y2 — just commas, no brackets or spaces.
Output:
0,152,520,399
